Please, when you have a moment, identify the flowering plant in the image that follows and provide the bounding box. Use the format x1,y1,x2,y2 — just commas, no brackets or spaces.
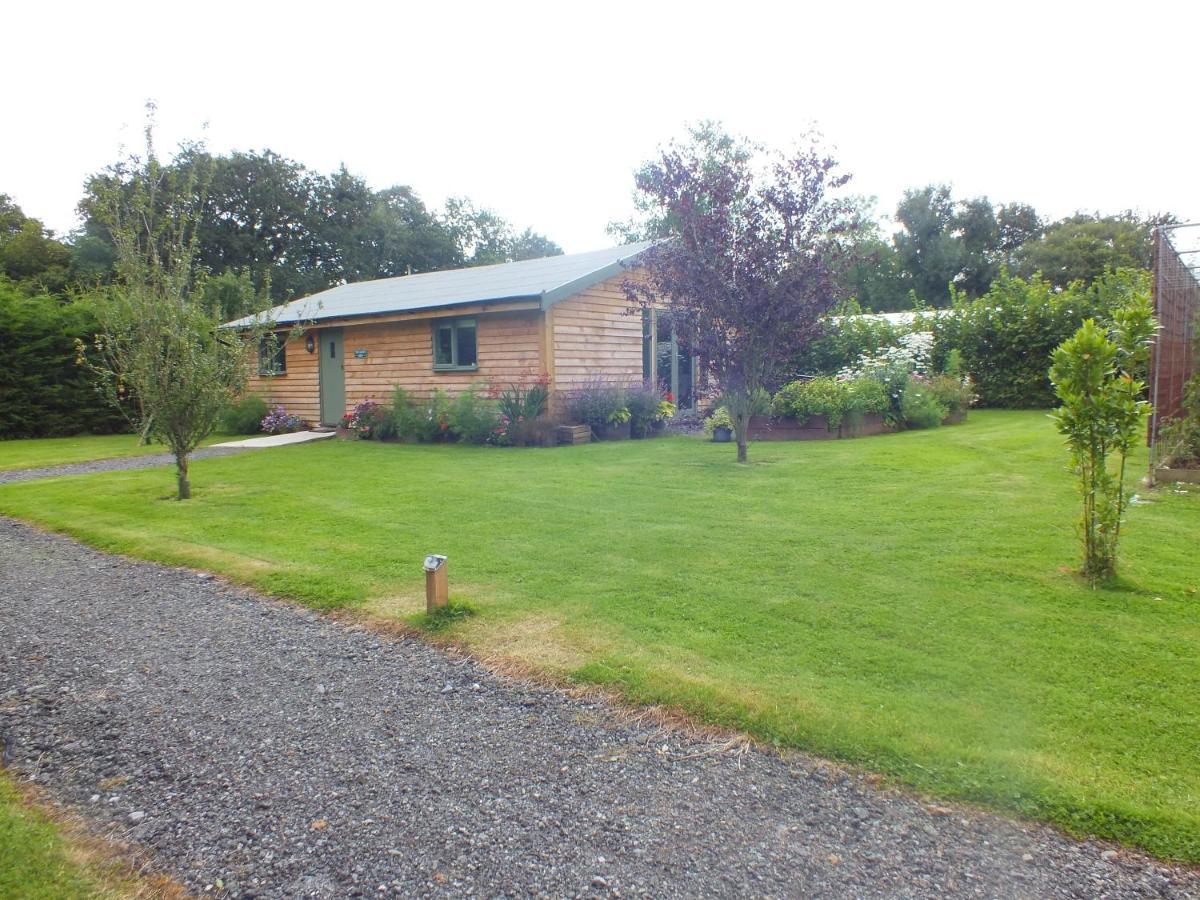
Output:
343,399,388,439
260,405,303,435
656,390,676,421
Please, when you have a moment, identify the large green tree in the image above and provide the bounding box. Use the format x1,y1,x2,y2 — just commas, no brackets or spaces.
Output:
0,195,72,294
79,150,561,301
1017,212,1163,288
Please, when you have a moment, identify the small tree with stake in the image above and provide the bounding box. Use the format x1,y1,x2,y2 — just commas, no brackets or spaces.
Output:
78,107,273,499
623,123,864,462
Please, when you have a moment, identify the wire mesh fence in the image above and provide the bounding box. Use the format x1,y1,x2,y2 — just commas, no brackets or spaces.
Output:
1149,223,1200,471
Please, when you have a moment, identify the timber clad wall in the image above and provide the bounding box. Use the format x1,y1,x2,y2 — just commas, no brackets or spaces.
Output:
551,274,643,392
342,311,543,406
246,272,646,424
247,338,320,424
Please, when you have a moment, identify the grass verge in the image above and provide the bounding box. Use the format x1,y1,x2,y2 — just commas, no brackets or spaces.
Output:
0,772,182,899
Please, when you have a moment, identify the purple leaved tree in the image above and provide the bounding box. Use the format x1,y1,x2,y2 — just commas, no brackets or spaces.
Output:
624,124,865,462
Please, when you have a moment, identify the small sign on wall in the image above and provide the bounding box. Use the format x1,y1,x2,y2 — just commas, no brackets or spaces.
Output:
353,349,368,358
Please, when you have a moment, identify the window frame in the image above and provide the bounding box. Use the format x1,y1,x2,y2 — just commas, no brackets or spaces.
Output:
257,334,287,376
431,317,478,372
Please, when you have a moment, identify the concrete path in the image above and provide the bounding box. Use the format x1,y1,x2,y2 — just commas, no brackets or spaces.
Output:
0,432,336,487
211,431,337,449
1,519,1195,898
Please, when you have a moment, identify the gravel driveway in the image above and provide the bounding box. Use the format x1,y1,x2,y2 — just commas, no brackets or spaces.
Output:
1,518,1195,898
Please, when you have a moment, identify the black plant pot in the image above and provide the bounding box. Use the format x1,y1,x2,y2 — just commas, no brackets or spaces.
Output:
713,425,733,443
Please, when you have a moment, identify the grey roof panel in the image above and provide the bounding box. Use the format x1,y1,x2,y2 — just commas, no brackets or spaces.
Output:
225,241,655,327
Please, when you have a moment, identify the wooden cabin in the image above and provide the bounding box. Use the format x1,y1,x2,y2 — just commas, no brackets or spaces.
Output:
228,242,699,426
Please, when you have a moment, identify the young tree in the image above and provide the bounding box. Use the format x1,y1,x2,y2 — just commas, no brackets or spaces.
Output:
1049,294,1156,585
625,124,864,462
79,108,272,499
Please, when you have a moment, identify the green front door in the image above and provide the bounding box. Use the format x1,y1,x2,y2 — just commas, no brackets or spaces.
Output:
318,328,345,426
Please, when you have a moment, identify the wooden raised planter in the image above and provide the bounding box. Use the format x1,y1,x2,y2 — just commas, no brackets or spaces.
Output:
748,413,888,441
595,420,631,441
1156,466,1200,484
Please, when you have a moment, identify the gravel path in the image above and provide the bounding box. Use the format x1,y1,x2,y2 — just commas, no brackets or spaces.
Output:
1,518,1195,899
0,447,246,486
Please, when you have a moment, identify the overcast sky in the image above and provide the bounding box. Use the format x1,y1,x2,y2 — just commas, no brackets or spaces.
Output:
6,1,1198,252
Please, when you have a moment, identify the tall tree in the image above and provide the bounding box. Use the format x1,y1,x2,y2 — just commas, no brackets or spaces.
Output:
441,196,562,266
1017,212,1163,288
625,125,864,462
893,185,963,305
79,149,560,300
0,195,72,294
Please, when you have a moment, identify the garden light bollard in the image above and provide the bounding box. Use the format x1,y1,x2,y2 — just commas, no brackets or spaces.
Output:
424,554,448,613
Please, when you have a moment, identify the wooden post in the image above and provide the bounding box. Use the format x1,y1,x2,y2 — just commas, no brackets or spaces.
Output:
424,555,448,612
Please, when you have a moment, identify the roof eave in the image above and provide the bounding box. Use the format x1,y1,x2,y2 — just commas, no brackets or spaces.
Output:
539,250,647,310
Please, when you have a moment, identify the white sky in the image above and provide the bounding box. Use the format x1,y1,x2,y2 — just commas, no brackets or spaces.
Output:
5,0,1199,252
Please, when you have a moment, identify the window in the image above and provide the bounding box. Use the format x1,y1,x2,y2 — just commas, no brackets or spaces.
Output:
258,335,287,375
432,318,477,370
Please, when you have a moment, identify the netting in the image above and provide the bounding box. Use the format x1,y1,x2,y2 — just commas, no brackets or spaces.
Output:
1149,224,1200,468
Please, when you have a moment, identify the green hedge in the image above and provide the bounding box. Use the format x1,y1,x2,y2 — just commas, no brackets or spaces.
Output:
0,281,127,438
926,269,1147,408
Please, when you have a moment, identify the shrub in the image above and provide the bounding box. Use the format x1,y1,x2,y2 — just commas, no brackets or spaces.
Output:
564,380,627,433
389,388,454,442
899,376,949,429
926,374,978,416
449,383,500,445
495,377,550,445
771,376,889,429
789,299,907,376
625,381,662,437
218,395,268,434
0,281,129,438
261,404,303,435
342,399,387,439
928,269,1145,408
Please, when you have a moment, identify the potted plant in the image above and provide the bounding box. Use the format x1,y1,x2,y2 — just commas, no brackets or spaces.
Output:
597,406,632,440
704,406,735,442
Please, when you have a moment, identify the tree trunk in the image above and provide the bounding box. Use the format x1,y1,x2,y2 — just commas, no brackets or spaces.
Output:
175,452,191,500
733,412,750,464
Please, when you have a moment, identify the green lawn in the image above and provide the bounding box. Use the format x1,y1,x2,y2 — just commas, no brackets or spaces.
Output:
0,411,1197,860
0,433,228,472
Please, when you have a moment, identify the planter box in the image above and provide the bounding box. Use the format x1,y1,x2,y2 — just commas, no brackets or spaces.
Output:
747,413,889,441
595,420,631,441
556,424,591,445
1156,466,1200,484
838,412,888,438
747,414,836,441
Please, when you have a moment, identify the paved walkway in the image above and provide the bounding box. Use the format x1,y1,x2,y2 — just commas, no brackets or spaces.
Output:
0,519,1195,898
211,431,337,449
0,432,334,486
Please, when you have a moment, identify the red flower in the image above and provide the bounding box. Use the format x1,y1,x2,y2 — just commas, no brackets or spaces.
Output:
664,391,675,402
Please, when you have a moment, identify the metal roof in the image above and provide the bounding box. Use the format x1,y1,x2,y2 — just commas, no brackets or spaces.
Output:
224,241,656,327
